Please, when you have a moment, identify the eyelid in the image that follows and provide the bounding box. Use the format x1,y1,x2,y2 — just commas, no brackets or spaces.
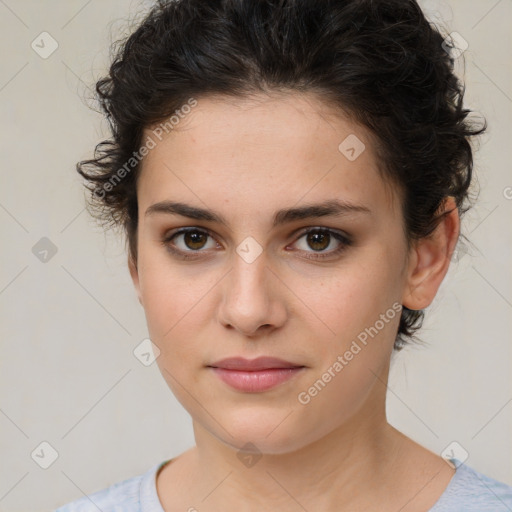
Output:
291,226,352,243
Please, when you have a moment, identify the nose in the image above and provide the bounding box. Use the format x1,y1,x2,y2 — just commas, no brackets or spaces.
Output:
217,251,287,337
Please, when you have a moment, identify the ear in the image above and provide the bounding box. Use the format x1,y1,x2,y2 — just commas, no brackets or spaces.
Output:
128,255,143,306
402,196,460,310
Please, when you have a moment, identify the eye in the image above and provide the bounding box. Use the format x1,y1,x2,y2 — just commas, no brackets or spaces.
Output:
162,228,218,260
290,228,352,260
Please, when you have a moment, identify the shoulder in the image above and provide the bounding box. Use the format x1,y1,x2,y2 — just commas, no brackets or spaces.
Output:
430,460,512,511
54,474,142,512
54,461,164,512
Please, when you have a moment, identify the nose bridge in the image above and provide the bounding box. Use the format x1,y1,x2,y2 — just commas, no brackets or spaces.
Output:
219,244,283,335
227,246,271,307
229,232,269,291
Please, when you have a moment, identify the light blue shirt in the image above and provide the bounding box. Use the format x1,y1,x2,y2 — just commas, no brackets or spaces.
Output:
55,458,512,511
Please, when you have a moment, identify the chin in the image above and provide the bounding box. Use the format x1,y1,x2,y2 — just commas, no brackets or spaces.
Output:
211,413,313,456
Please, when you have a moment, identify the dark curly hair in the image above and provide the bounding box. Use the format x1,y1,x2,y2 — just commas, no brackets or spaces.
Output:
77,0,486,350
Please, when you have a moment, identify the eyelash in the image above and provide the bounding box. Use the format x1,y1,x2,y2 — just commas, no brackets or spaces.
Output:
161,227,352,261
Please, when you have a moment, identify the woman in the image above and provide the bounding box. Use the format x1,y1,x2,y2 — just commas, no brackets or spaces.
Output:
56,0,512,510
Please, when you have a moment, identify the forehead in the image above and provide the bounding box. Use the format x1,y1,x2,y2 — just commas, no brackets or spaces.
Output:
138,92,400,221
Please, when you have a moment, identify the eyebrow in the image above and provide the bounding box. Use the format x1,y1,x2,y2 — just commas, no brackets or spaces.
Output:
144,199,371,227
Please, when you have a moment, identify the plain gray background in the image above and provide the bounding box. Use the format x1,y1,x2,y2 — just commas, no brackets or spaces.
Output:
0,0,511,510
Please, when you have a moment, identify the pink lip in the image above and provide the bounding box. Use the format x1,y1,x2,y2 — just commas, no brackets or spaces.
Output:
210,367,305,392
207,357,305,392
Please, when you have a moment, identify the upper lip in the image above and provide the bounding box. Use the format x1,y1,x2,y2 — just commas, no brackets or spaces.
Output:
208,356,305,371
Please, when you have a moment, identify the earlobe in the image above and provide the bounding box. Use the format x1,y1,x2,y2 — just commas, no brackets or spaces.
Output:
128,255,143,306
402,197,460,311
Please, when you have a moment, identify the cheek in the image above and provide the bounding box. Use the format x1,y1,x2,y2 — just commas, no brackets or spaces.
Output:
137,252,198,343
294,270,399,427
293,260,403,394
300,260,400,336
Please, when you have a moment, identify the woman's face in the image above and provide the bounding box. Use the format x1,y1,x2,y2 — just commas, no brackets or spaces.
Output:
130,92,412,454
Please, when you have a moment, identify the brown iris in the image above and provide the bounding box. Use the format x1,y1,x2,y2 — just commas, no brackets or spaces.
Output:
184,230,209,250
306,231,331,251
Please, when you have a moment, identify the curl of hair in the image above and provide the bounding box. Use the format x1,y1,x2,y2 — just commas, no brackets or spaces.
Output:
77,0,486,350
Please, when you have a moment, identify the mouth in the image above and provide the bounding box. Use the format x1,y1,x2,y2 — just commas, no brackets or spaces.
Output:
207,356,305,371
207,357,306,392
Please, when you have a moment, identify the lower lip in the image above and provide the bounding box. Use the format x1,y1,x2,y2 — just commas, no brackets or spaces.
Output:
209,367,305,392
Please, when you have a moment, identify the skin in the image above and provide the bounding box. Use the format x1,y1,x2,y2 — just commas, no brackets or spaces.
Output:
128,92,459,512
